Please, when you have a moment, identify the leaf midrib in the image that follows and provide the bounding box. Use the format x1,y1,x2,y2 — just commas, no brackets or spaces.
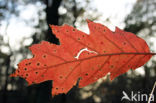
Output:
26,52,154,73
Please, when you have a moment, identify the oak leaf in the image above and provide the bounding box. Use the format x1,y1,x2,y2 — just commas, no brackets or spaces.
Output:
10,20,155,96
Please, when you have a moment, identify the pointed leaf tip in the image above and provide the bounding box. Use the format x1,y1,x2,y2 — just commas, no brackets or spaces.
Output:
115,26,123,33
86,19,93,23
9,73,17,77
49,24,52,27
9,74,14,77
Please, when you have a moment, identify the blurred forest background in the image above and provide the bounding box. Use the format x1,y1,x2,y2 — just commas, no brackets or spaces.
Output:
0,0,156,103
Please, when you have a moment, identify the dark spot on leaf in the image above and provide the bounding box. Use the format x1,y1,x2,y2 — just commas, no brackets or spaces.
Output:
53,50,56,53
26,74,28,76
110,65,114,68
62,88,64,90
66,30,69,32
56,30,59,33
41,75,44,77
72,29,75,31
85,73,88,76
78,38,80,40
82,35,85,37
123,42,126,45
17,70,20,73
37,63,40,66
103,29,105,32
99,69,102,71
24,68,27,71
103,51,106,53
43,55,46,58
25,63,28,66
56,88,58,90
44,64,47,66
60,76,63,79
35,72,38,74
32,55,35,58
28,62,31,65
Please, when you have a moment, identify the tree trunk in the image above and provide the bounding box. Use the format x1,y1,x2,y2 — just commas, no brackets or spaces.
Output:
2,55,11,103
45,0,62,44
32,1,65,103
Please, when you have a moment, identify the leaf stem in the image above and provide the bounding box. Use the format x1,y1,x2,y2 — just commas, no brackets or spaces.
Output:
148,81,156,103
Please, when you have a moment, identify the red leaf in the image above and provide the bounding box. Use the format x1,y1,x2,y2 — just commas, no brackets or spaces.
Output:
10,20,155,96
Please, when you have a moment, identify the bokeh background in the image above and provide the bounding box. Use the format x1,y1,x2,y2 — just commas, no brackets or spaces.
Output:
0,0,156,103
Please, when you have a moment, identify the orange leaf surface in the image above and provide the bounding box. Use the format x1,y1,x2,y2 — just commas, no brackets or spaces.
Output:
10,20,155,96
